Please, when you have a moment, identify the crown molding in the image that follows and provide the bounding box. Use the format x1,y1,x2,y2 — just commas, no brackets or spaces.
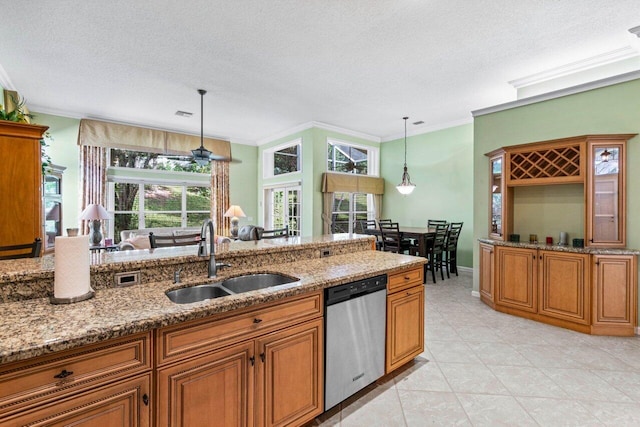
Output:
508,46,639,89
473,69,640,117
0,63,16,91
257,120,381,146
630,25,640,38
381,117,473,142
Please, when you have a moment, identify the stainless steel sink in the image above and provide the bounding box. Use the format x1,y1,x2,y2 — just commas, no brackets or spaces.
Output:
221,273,298,294
166,284,231,304
166,273,299,304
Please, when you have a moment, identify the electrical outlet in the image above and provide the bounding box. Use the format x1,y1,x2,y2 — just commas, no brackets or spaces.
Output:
321,248,332,257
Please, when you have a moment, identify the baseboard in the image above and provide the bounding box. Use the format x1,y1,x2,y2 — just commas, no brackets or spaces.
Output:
636,326,640,336
471,290,480,298
457,266,472,273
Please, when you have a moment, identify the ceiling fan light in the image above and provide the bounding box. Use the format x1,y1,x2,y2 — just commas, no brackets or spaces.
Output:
600,148,611,162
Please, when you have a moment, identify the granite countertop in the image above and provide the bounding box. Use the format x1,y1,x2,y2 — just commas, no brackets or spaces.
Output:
478,238,640,255
0,250,426,365
0,234,373,284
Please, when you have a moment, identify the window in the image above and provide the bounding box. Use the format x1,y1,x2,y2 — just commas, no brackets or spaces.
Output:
107,149,211,242
327,139,378,176
331,192,373,234
263,139,301,178
264,184,301,236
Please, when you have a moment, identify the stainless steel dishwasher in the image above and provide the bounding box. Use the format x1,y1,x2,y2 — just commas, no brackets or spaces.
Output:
324,274,387,410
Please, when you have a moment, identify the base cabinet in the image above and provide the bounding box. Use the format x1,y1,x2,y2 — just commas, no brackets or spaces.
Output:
483,243,637,336
3,374,151,427
592,255,637,335
386,267,425,374
538,251,590,325
156,293,324,427
479,243,495,306
496,246,537,313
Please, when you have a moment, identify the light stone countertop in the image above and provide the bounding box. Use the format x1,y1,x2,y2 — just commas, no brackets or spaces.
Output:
478,238,640,255
0,249,426,365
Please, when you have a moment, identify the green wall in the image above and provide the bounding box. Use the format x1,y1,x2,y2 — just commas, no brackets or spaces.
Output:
381,123,474,267
257,127,380,236
228,143,258,229
473,78,640,321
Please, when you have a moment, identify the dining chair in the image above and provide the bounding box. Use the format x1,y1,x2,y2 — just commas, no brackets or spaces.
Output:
149,232,201,248
378,222,413,254
427,219,448,227
358,219,382,250
260,225,289,239
444,222,463,276
0,238,42,260
425,224,449,283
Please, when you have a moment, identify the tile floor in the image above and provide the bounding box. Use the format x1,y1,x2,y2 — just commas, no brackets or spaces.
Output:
311,271,640,426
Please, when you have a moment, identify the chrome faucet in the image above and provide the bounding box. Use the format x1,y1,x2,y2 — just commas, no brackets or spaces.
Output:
198,219,231,278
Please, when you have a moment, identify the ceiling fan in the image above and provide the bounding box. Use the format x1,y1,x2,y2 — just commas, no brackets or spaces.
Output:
159,89,241,164
343,146,366,173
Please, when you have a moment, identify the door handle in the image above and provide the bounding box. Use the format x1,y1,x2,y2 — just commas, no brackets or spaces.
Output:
53,369,74,379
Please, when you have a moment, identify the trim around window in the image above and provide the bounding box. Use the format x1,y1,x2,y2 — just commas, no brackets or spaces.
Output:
326,138,379,176
262,138,302,179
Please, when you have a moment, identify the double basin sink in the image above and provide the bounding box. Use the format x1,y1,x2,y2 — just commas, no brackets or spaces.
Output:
166,273,299,304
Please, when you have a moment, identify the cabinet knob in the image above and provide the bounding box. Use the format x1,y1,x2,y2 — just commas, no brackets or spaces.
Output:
260,352,265,363
249,356,255,366
142,394,149,406
53,369,73,379
253,318,262,324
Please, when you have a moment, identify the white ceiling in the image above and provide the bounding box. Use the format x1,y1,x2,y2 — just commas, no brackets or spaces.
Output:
1,1,639,144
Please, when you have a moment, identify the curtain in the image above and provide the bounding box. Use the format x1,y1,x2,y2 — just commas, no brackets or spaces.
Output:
322,192,334,235
80,145,108,234
211,161,230,236
372,194,383,222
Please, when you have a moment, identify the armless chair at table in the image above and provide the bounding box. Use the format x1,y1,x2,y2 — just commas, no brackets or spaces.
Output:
444,222,463,277
378,222,413,254
425,224,449,283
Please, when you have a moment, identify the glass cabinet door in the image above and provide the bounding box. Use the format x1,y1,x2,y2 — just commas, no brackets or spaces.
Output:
587,142,625,247
43,166,65,252
489,153,505,240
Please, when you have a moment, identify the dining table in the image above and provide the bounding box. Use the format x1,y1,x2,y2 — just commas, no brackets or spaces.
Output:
364,226,435,257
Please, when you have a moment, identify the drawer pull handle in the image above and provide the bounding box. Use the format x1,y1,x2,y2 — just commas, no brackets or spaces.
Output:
142,394,149,406
253,318,263,324
404,276,410,280
54,369,74,379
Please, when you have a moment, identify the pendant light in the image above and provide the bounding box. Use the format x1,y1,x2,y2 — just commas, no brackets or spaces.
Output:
396,116,416,195
191,89,213,166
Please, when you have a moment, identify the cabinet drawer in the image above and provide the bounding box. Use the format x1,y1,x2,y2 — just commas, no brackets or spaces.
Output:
388,267,424,293
0,332,151,418
156,291,323,366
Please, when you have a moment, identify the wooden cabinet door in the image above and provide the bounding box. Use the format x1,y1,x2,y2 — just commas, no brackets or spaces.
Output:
538,251,590,325
0,121,48,249
386,285,424,374
156,341,254,427
3,374,150,427
479,243,495,305
496,246,537,313
592,255,637,335
255,319,323,427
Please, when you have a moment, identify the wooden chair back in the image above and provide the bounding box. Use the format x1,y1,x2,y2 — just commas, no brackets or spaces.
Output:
260,225,289,239
149,232,201,248
0,238,42,260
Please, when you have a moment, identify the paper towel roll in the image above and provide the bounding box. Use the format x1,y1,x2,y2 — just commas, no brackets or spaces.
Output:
54,235,92,299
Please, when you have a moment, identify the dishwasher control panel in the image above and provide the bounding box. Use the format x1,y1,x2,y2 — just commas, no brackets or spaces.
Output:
325,274,387,306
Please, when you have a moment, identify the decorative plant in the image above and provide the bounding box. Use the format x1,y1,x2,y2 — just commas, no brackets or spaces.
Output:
1,93,52,174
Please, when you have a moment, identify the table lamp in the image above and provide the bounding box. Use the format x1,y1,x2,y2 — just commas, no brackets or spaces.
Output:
80,204,110,246
224,205,246,238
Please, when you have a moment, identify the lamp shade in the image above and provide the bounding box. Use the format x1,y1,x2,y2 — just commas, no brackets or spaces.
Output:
80,204,110,220
224,205,246,218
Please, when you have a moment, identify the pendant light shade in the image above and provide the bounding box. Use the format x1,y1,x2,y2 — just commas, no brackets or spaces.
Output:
191,89,213,166
396,116,416,195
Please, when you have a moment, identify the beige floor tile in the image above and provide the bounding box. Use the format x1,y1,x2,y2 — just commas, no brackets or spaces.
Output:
516,396,605,427
466,342,533,367
591,370,640,402
427,341,482,364
393,359,451,392
542,368,634,402
397,390,471,426
339,381,406,427
489,365,568,398
456,393,537,426
438,362,510,395
580,400,640,426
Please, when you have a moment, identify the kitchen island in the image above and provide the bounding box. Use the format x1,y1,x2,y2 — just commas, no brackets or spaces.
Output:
0,234,426,426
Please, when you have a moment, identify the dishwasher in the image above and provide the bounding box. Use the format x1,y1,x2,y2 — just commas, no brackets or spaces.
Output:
324,274,387,411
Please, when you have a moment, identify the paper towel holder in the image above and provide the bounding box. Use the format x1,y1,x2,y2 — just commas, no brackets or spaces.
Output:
50,289,95,304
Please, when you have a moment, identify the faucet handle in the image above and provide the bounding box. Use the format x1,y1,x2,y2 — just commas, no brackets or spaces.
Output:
216,262,231,270
197,239,208,257
173,267,183,284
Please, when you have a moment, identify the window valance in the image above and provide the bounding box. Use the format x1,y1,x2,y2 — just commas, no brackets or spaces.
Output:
321,172,384,194
77,119,231,158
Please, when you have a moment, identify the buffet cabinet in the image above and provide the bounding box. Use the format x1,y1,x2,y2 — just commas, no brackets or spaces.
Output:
479,242,637,336
485,134,636,248
0,121,48,253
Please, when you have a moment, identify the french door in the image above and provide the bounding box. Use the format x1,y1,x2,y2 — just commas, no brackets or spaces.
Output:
264,185,301,236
